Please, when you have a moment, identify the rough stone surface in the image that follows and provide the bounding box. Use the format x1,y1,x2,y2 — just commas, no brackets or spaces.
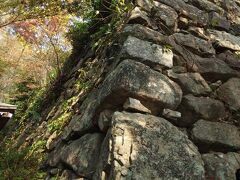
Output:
217,50,240,70
162,108,181,124
209,11,231,31
178,17,189,29
61,91,98,140
172,33,215,56
63,60,182,139
50,133,104,179
123,97,151,114
98,109,114,132
101,60,182,112
128,7,153,27
207,29,240,51
192,120,240,152
188,27,209,40
122,24,165,44
166,36,239,82
202,152,240,180
46,131,58,150
188,0,224,13
193,56,238,82
153,1,178,28
167,71,212,95
97,112,205,179
178,95,226,127
217,78,240,111
157,0,208,26
135,0,153,11
122,36,173,68
210,80,222,91
93,130,112,180
17,1,240,179
60,170,78,180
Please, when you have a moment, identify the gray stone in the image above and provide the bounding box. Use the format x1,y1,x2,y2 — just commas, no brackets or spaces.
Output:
192,120,240,152
135,0,154,11
46,131,58,150
217,50,240,70
188,27,209,40
63,60,182,140
220,0,240,24
99,60,182,113
61,90,99,140
50,168,60,175
230,23,240,36
188,0,224,13
171,66,187,73
210,80,222,91
103,112,205,179
60,133,104,178
122,24,165,44
153,1,178,28
47,141,69,168
162,108,181,123
172,33,215,57
60,170,78,180
128,7,153,28
157,0,209,26
93,130,112,180
217,78,240,110
208,0,232,12
193,56,238,82
178,95,226,127
202,152,240,180
98,109,114,132
178,16,189,29
207,29,240,51
123,97,151,114
121,36,173,68
167,71,212,95
209,12,231,31
165,36,238,82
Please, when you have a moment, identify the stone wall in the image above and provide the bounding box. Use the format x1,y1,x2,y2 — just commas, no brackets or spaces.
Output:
26,0,240,179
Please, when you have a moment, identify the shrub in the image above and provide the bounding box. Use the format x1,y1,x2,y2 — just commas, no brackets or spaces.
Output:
0,147,45,180
66,21,91,52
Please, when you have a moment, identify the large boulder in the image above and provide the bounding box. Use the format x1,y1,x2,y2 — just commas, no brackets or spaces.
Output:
157,0,208,26
166,36,238,82
188,0,224,13
98,59,182,113
177,95,226,127
172,33,215,57
95,112,205,179
57,133,104,179
121,36,173,68
167,71,212,95
193,56,238,82
217,50,240,70
217,78,240,110
209,11,231,31
192,120,240,152
63,60,182,139
202,152,240,180
207,30,240,51
153,1,178,28
122,24,165,44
